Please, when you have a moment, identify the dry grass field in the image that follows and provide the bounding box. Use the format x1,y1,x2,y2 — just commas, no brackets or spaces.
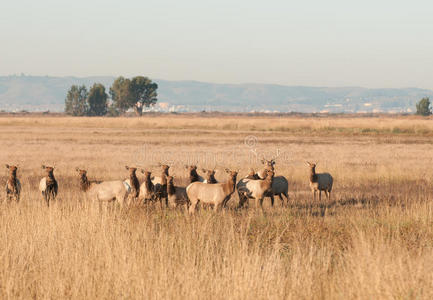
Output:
0,115,432,299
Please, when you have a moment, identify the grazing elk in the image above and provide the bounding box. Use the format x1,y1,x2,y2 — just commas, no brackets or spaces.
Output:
202,169,217,184
257,159,289,206
166,175,189,208
185,165,204,183
5,164,21,202
76,168,131,207
237,169,274,209
152,164,170,207
39,165,58,206
186,169,238,214
124,166,140,203
138,170,155,203
306,162,333,201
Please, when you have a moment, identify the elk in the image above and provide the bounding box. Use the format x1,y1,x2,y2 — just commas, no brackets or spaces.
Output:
5,164,21,202
138,170,155,203
185,165,204,183
76,168,131,207
186,169,238,214
306,162,333,201
202,169,217,184
152,164,170,207
166,175,189,208
257,159,289,206
39,165,58,206
237,170,274,209
124,166,140,202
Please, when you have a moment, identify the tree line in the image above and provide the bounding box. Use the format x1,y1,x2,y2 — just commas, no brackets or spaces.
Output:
65,76,158,116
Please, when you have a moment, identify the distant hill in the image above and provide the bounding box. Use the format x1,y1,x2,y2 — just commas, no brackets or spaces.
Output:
0,75,432,113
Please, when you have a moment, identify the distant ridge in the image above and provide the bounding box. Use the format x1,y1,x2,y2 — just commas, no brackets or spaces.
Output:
0,75,432,113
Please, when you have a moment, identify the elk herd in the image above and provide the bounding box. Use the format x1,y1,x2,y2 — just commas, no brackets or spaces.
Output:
3,160,333,214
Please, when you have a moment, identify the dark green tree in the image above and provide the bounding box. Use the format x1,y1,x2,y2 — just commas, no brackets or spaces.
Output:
110,76,158,115
109,76,132,113
87,83,108,116
416,97,432,116
129,76,158,115
65,85,88,116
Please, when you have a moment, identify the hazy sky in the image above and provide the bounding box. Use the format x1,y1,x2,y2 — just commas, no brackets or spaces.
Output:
1,0,432,88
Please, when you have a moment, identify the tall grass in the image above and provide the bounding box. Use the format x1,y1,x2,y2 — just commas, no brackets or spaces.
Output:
0,116,432,299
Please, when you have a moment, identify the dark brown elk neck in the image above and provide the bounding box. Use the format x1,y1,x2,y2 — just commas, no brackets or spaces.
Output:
144,174,153,190
46,173,57,185
189,169,199,183
167,182,176,196
129,172,139,195
8,172,17,184
80,174,91,192
309,167,318,183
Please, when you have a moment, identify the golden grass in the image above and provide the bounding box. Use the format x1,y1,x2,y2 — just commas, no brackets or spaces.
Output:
0,116,432,299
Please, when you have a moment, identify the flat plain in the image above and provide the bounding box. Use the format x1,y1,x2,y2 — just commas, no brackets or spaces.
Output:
0,114,432,299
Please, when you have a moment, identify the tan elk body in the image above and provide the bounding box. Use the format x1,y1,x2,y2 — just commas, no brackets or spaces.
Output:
306,162,333,201
5,164,21,202
39,165,58,206
138,170,155,203
186,169,238,214
166,176,188,208
237,170,274,208
257,159,289,206
76,168,131,207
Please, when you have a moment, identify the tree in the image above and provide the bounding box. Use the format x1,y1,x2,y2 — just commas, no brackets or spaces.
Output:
65,85,88,116
416,97,432,116
87,83,108,116
129,76,158,116
110,76,158,115
109,76,132,113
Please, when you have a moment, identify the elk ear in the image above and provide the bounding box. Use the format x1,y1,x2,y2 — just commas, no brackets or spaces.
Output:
271,160,276,165
151,176,155,180
225,168,230,173
5,164,10,169
42,165,46,169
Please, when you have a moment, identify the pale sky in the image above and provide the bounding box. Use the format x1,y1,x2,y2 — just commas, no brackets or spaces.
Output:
1,0,433,89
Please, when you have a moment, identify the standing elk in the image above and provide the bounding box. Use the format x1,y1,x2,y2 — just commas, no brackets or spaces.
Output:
237,169,274,209
76,168,131,207
39,165,58,206
186,169,238,214
257,159,289,206
124,166,140,203
152,164,170,207
5,164,21,202
306,162,333,201
166,175,189,208
138,170,155,203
